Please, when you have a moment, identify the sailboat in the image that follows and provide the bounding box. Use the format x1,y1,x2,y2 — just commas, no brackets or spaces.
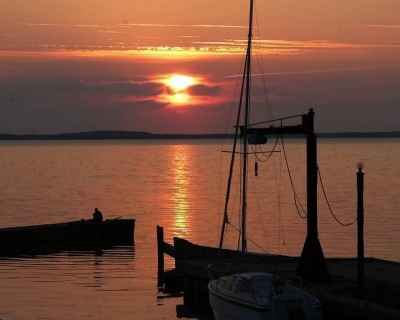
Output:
207,1,323,319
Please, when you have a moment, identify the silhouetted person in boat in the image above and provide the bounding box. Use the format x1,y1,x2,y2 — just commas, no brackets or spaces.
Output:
93,208,103,222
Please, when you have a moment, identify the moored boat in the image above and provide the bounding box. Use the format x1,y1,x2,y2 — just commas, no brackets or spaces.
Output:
208,266,322,320
207,0,322,319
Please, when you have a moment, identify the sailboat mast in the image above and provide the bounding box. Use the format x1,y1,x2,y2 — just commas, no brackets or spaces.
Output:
241,0,254,257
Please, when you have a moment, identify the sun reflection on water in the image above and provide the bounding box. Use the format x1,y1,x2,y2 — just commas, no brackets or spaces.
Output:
170,144,192,236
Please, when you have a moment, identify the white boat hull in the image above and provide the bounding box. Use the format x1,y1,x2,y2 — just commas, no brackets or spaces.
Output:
208,273,322,320
209,284,270,320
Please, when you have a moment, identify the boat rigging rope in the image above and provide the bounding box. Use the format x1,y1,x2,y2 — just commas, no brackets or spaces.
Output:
277,152,285,255
251,133,280,163
283,241,292,257
317,165,357,227
218,49,247,248
248,160,271,253
236,143,244,252
228,222,270,254
280,134,307,219
253,1,274,122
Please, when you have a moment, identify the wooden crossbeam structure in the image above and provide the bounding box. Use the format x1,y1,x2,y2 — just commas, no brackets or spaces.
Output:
240,108,331,284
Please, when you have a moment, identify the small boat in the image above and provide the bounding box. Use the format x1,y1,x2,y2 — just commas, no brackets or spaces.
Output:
208,267,322,320
207,1,322,319
0,218,135,256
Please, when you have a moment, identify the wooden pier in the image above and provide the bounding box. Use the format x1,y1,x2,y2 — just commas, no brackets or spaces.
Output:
157,226,400,319
0,218,135,256
157,226,289,314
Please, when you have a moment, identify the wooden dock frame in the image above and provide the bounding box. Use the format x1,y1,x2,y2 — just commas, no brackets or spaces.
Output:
156,225,293,313
157,225,212,310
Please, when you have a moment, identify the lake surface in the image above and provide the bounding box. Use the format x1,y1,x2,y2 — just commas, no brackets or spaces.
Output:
0,138,399,320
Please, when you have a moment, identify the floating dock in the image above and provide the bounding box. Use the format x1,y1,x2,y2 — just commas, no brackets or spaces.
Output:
0,218,135,256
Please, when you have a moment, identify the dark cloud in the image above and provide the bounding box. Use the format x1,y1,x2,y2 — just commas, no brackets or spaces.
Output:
188,84,220,96
2,74,163,102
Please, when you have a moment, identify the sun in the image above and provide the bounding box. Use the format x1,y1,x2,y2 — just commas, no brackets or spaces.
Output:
167,75,194,91
156,74,200,106
171,93,190,104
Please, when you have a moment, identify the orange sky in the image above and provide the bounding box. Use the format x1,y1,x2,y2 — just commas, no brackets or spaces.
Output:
1,0,399,134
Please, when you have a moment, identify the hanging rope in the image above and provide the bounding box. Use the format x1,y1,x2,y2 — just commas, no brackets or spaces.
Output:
317,165,357,227
251,133,280,163
280,134,307,219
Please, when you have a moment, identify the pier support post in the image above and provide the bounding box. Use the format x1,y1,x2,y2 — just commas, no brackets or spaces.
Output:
157,225,165,285
357,163,365,290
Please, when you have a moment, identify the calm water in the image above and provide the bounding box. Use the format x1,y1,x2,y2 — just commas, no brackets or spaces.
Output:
0,138,399,320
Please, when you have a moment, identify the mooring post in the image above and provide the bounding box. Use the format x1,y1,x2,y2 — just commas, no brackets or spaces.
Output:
157,225,165,277
357,162,365,290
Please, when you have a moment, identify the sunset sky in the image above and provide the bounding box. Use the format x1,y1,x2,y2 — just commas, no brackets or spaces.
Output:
1,0,399,134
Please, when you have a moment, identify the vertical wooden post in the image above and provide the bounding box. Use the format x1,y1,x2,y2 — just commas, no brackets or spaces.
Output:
357,163,365,290
157,226,164,277
297,108,331,284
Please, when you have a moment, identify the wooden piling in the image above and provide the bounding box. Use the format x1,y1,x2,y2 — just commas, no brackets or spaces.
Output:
157,225,164,276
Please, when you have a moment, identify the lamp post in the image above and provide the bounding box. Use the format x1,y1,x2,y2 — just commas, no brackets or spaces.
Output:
357,162,365,290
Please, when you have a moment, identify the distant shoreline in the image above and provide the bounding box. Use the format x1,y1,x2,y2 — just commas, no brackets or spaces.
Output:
1,131,400,140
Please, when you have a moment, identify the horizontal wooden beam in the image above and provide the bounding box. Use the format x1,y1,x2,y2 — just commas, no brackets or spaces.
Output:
240,124,306,137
